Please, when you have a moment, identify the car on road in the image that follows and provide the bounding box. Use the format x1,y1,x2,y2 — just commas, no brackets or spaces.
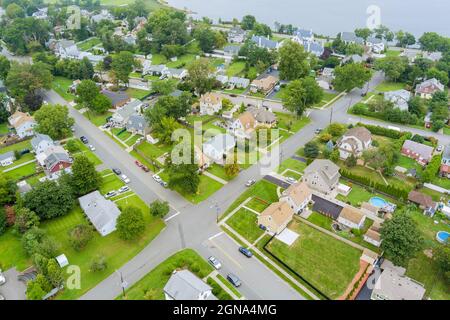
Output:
160,181,168,188
0,269,6,285
105,191,117,198
71,126,75,132
118,186,130,193
239,246,253,258
227,273,241,287
437,145,443,152
152,174,162,183
135,160,143,168
120,174,130,184
314,128,322,134
208,256,222,270
80,136,88,144
89,144,96,151
142,166,150,172
112,168,122,175
286,177,296,184
245,179,256,187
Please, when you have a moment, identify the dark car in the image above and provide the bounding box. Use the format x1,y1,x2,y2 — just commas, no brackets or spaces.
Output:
227,274,241,287
142,166,150,172
239,246,253,258
112,168,122,175
80,136,88,144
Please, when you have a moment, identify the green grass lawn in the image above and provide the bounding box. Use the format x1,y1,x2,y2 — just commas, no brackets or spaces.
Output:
216,274,242,298
431,177,450,189
125,88,151,100
151,54,168,65
385,50,401,57
78,37,101,51
0,122,9,135
184,174,223,204
336,181,402,207
275,113,310,133
116,249,213,300
166,54,196,68
99,172,125,195
135,141,172,162
83,111,113,127
226,61,246,77
51,76,76,102
223,88,247,95
227,207,264,243
206,163,232,181
3,162,38,181
277,158,306,175
265,220,362,299
0,140,31,154
374,81,406,92
0,153,35,173
0,228,31,271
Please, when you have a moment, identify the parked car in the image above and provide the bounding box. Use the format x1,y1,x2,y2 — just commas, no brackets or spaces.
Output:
208,256,222,270
142,166,149,172
112,168,122,175
160,181,168,188
118,186,130,193
245,179,256,187
135,160,143,168
71,126,76,132
80,136,88,144
286,177,296,184
314,128,322,134
239,246,253,258
227,273,241,287
0,269,6,285
89,144,96,151
105,191,117,198
152,174,162,183
437,145,443,152
120,174,130,184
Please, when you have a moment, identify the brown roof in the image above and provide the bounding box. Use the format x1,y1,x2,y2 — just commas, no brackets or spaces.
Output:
238,112,256,129
200,92,221,105
251,75,278,91
339,206,365,224
343,127,372,143
365,228,381,242
9,111,34,129
283,182,312,206
361,202,379,214
408,190,436,208
260,201,294,226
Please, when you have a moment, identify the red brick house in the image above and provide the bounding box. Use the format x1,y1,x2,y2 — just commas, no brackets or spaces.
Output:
401,140,434,166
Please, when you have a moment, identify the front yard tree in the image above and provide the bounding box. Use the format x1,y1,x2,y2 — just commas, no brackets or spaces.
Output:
116,206,146,240
90,93,112,114
279,41,310,80
186,58,215,96
354,28,373,41
152,79,175,95
14,207,40,234
154,116,181,145
166,152,200,194
0,175,17,205
194,25,217,53
46,259,64,288
76,80,100,109
224,162,240,177
241,15,256,30
374,56,408,82
380,211,424,266
282,78,323,117
0,56,11,80
149,200,170,218
23,180,75,220
111,51,136,86
304,141,319,158
70,155,102,196
34,104,75,140
333,62,372,92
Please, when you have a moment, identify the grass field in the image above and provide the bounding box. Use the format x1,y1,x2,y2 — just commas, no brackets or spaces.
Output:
78,37,101,51
125,88,151,100
336,181,402,207
51,76,76,102
117,249,213,300
2,162,38,181
227,208,264,243
226,61,246,77
374,81,407,92
0,123,9,135
206,163,232,181
277,158,307,175
265,220,361,299
135,141,171,162
275,113,310,133
166,54,196,68
83,111,113,127
0,140,31,154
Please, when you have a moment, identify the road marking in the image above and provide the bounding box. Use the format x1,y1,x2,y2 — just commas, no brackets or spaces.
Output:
208,231,224,241
209,238,243,269
164,211,181,222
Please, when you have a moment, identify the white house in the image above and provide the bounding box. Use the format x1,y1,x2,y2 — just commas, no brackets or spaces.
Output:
337,126,372,159
110,99,142,127
202,133,236,164
230,112,256,139
337,206,366,230
163,68,188,80
31,134,54,155
0,151,15,167
91,9,113,24
364,227,382,247
199,93,222,115
126,114,149,136
164,270,216,300
384,89,411,111
143,64,168,77
227,26,247,43
54,40,80,59
366,37,386,54
303,159,341,195
8,111,36,138
280,181,312,214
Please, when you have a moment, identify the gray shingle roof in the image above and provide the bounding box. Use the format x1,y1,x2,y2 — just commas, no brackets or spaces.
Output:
341,32,364,44
164,270,214,300
44,151,71,171
31,133,53,150
0,151,14,162
126,114,148,131
251,36,278,49
101,90,130,107
402,140,434,160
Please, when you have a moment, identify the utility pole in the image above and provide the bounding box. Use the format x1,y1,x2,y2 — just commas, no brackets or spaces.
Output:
329,105,333,124
116,270,127,298
210,202,220,223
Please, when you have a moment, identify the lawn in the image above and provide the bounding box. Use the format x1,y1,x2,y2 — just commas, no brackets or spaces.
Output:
206,163,232,181
385,50,401,57
277,158,307,175
431,177,450,189
151,54,167,65
223,88,247,95
0,153,35,173
374,81,406,92
166,54,196,69
336,181,402,207
265,220,362,299
0,122,9,135
99,172,125,195
135,141,172,162
3,162,38,181
275,113,310,133
83,111,113,127
226,61,246,77
78,37,101,51
0,228,31,271
0,140,31,154
117,249,213,300
125,88,151,100
227,207,264,243
51,76,76,102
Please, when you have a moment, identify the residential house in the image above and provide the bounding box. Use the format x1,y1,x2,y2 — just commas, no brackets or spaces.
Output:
126,114,149,136
123,34,136,46
199,93,222,115
301,40,324,58
250,75,278,94
371,260,425,300
337,206,366,230
424,112,433,129
303,159,341,195
415,78,445,99
194,145,211,171
223,45,241,57
292,29,324,57
143,64,168,77
164,270,216,300
366,37,386,54
384,89,411,111
228,26,247,43
101,90,131,108
340,32,364,45
164,68,188,80
246,106,277,127
53,40,80,59
110,99,142,126
202,133,236,164
401,140,434,165
32,7,48,19
364,223,382,247
0,151,15,167
91,9,113,24
79,190,121,236
251,36,281,50
216,75,229,87
8,111,36,138
439,145,450,177
230,112,256,139
42,146,72,179
258,201,295,234
31,133,54,155
400,49,421,63
293,29,314,43
422,51,443,62
77,51,105,66
337,126,372,159
228,77,250,89
408,190,437,217
342,54,364,64
280,181,312,214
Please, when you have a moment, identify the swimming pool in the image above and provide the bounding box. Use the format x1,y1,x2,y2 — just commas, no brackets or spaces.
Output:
369,197,388,208
436,231,449,244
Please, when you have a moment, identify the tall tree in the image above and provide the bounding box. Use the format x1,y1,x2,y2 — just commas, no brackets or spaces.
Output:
76,80,100,109
278,41,310,80
70,155,102,196
34,104,75,140
116,206,145,240
0,56,11,80
111,51,136,86
374,56,409,82
282,78,323,117
333,63,372,92
186,58,214,96
241,15,256,30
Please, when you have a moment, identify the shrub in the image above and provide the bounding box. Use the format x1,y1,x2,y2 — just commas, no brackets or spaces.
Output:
90,255,107,272
22,228,59,258
116,206,145,240
65,139,80,153
14,207,40,234
68,224,94,251
0,207,6,236
149,200,170,218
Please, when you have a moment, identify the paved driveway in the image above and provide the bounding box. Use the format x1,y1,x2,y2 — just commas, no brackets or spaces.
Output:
0,268,26,300
263,175,291,189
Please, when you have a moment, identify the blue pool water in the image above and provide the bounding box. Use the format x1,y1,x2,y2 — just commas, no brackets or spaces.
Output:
436,231,449,244
369,197,388,208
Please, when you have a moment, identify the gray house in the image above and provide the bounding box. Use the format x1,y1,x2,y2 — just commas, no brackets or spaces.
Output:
164,270,216,300
126,114,149,135
303,159,341,195
79,190,121,237
31,133,54,155
251,36,280,50
341,32,364,45
0,151,15,167
384,89,411,111
227,26,247,43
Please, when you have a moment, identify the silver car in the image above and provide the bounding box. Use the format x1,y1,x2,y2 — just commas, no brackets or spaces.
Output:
208,256,222,270
0,269,6,285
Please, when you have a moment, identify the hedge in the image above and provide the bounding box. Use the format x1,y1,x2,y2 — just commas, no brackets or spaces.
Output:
355,122,409,139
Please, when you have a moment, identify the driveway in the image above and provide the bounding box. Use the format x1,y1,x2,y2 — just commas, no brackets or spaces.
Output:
263,175,291,189
0,268,26,300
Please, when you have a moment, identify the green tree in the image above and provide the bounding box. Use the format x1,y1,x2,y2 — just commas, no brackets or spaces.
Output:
149,200,170,218
111,51,136,86
76,80,100,109
14,207,40,234
0,207,6,236
154,116,181,145
194,25,217,53
380,211,424,266
224,162,240,177
116,206,146,240
0,56,11,80
334,63,372,92
433,245,450,285
22,228,59,258
65,139,81,154
374,56,409,82
26,276,47,300
34,104,75,140
0,175,17,205
46,259,64,288
166,152,200,194
70,154,102,196
354,28,373,40
282,78,323,117
6,3,25,19
345,154,357,167
91,94,112,114
241,15,256,30
304,141,319,158
186,58,215,96
151,79,175,95
327,123,346,137
278,41,310,80
68,224,94,251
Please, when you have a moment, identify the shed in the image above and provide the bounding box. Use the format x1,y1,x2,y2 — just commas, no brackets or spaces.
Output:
56,254,69,268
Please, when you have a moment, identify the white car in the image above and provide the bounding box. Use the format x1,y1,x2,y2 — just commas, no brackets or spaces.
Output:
286,177,297,184
120,174,130,184
118,186,130,193
208,256,222,270
437,145,443,152
152,174,162,183
0,269,6,285
89,145,96,151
